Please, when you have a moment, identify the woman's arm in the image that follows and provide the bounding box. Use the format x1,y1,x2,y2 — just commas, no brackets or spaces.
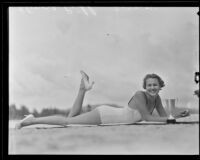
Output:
128,91,168,122
155,96,190,119
172,110,190,119
155,96,168,117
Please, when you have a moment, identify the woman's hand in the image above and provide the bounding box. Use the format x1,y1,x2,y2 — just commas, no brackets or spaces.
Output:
173,110,190,119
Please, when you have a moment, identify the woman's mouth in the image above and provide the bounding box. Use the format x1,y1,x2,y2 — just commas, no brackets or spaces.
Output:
149,90,157,95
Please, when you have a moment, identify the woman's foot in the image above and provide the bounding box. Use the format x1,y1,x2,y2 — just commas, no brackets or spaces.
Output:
15,114,35,129
80,70,94,91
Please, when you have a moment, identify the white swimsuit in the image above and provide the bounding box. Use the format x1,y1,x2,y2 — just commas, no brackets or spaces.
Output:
96,105,142,125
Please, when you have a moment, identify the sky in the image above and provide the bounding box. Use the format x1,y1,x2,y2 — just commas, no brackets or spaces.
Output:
9,7,199,112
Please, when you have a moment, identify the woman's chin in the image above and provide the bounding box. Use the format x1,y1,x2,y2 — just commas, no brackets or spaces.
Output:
147,92,158,97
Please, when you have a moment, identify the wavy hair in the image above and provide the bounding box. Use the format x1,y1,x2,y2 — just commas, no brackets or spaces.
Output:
143,73,165,89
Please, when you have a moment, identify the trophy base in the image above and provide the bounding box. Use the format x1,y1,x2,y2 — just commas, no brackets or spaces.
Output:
167,119,176,124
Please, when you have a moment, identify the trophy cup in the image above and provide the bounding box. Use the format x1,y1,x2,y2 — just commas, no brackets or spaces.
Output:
166,99,176,123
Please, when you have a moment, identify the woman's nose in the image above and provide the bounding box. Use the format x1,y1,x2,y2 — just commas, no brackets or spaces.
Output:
150,86,155,89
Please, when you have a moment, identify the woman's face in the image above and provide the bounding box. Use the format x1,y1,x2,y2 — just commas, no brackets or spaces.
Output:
145,78,160,97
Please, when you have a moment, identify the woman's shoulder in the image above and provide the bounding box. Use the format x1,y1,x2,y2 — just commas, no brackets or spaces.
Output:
155,94,162,102
133,91,147,101
128,90,147,106
134,90,145,96
128,90,146,105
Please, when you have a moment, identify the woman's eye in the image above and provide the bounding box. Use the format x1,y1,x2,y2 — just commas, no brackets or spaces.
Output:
147,84,158,87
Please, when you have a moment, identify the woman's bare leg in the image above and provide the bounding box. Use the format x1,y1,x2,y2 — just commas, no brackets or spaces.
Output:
66,109,101,125
19,115,69,128
67,85,86,117
19,109,101,129
68,71,94,117
15,71,96,129
90,103,124,109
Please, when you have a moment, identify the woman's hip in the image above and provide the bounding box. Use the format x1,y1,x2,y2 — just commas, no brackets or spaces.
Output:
96,105,142,124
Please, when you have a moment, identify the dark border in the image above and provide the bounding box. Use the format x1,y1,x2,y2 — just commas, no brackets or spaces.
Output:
0,0,199,6
1,0,200,159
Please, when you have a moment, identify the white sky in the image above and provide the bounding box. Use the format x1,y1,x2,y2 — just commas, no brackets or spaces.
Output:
9,7,199,112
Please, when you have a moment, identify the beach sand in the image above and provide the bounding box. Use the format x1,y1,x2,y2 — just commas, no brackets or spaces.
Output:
9,115,199,155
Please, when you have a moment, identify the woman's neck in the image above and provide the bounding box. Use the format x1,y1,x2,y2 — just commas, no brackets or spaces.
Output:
144,91,158,102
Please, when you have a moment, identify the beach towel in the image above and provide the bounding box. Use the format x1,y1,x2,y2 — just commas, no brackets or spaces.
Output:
31,114,198,129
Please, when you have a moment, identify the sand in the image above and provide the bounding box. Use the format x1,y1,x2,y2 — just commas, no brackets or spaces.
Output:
9,115,199,155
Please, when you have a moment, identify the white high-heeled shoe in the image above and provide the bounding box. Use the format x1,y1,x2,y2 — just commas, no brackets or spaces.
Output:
15,114,34,130
80,70,94,91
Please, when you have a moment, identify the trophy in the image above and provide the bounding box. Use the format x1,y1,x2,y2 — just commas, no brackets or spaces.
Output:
166,99,176,123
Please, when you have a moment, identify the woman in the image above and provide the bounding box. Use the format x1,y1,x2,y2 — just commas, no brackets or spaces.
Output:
15,71,189,129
